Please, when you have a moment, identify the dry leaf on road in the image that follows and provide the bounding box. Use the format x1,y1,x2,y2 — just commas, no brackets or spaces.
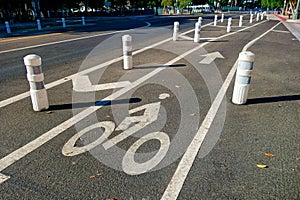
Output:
265,153,275,157
256,164,268,169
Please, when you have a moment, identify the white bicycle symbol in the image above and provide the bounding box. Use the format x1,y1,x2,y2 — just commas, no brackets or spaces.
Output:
62,102,170,175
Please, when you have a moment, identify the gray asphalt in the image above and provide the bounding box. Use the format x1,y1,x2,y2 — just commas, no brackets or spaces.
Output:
0,15,299,200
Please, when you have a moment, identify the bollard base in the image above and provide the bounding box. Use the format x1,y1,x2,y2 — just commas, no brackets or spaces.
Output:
232,83,250,105
123,56,133,70
30,89,49,111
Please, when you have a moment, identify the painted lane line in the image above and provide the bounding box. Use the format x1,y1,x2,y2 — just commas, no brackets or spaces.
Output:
242,22,281,51
0,23,212,109
0,21,151,54
0,30,123,54
0,173,10,184
0,33,63,43
161,21,281,200
0,20,266,183
0,38,211,174
271,30,290,33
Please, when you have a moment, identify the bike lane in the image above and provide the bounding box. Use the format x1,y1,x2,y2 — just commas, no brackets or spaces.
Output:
0,18,285,199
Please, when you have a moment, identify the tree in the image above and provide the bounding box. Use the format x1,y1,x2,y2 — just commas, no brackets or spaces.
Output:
179,0,192,8
261,0,283,9
161,0,174,7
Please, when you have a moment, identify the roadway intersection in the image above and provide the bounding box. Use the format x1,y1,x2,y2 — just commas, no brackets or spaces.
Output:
0,15,299,199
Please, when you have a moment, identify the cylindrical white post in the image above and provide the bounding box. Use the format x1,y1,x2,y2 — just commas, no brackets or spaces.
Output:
239,15,243,27
37,19,42,31
221,13,224,23
250,13,253,23
173,21,179,41
194,22,201,43
62,18,66,28
214,15,218,26
198,17,202,25
232,51,255,105
5,21,11,34
256,13,260,21
82,16,86,26
227,17,232,33
260,12,264,20
24,54,49,111
122,35,133,70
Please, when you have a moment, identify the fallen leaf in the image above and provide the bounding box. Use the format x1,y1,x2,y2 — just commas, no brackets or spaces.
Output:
190,113,196,116
296,158,300,161
89,175,96,179
265,153,275,157
175,85,181,88
65,151,73,155
107,198,117,200
256,164,268,169
46,111,53,114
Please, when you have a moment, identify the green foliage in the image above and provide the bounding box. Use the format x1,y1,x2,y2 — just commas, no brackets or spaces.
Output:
261,0,283,9
179,0,192,8
161,0,174,7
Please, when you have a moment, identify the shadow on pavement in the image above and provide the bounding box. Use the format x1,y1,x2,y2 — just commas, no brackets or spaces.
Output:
47,97,142,111
247,94,300,105
134,64,186,69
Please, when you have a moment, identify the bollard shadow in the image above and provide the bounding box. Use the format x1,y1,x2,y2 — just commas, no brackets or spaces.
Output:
246,94,300,105
200,39,228,43
47,97,142,111
133,64,186,70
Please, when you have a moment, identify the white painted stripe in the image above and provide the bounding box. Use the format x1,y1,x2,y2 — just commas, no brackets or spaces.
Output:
0,21,152,54
0,31,123,54
271,29,290,33
242,22,281,51
0,173,10,184
0,23,211,109
161,21,281,200
0,20,266,180
178,35,193,40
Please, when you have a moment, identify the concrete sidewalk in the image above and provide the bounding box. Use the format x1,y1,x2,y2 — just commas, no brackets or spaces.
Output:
269,14,300,41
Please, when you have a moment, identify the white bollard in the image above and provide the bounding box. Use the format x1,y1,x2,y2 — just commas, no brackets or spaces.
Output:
198,17,202,25
82,16,86,26
260,12,264,20
173,21,179,41
62,18,66,28
239,15,243,27
227,17,232,33
250,14,253,23
256,13,260,21
37,19,42,31
214,15,218,26
194,22,201,43
24,54,49,111
122,35,133,70
232,51,255,105
5,21,11,34
221,13,224,23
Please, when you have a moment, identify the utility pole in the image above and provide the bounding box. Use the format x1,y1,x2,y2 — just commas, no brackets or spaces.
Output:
293,0,299,19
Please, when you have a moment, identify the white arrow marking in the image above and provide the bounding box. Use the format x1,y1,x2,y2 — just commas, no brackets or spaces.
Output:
0,173,10,184
199,52,224,64
73,75,132,92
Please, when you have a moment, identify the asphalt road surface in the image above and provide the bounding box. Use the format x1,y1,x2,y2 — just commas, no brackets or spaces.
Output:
0,15,299,199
